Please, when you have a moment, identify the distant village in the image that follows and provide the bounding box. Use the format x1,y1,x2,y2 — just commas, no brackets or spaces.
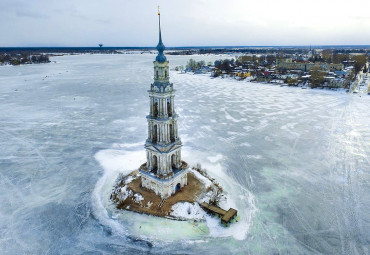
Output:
177,48,369,91
2,47,369,92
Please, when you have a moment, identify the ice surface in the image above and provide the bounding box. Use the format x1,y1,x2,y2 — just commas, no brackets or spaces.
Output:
0,54,369,254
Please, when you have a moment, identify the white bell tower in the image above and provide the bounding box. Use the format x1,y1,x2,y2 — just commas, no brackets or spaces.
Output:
139,9,188,198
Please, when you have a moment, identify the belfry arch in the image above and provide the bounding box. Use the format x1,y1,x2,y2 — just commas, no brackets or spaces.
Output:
171,154,176,169
170,124,174,142
167,100,172,117
154,102,158,117
152,155,158,172
153,124,158,143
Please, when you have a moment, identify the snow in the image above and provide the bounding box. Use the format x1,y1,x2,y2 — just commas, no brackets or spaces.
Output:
95,149,145,176
189,169,213,188
207,154,223,163
170,202,206,221
124,175,135,184
118,186,133,202
133,193,144,203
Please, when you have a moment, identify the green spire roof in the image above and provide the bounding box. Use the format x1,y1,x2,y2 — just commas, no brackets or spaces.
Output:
155,10,166,63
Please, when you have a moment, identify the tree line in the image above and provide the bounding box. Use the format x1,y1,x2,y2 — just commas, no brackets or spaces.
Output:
0,52,50,65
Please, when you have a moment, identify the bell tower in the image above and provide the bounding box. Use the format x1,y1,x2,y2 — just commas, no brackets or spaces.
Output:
140,9,188,198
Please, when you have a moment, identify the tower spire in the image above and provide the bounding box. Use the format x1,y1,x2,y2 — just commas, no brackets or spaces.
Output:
158,6,162,44
156,6,166,63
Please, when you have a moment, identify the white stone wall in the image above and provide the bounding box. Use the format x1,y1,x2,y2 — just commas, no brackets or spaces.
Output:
141,170,188,199
149,94,175,118
146,148,182,176
153,61,170,83
147,118,178,144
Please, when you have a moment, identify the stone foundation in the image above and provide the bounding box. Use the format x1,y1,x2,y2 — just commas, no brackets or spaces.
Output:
140,168,188,199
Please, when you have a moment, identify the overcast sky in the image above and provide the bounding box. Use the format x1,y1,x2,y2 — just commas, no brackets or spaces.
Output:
1,0,369,47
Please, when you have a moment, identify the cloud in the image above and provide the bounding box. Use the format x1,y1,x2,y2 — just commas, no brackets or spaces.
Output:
15,10,49,19
0,0,369,46
354,16,370,21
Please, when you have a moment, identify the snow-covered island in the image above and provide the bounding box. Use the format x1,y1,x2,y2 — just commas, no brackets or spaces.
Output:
110,165,236,225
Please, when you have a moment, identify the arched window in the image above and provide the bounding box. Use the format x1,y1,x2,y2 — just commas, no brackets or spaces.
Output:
165,70,167,78
153,155,158,171
171,154,176,169
170,124,174,142
153,124,158,143
167,100,172,117
156,70,159,79
154,102,158,117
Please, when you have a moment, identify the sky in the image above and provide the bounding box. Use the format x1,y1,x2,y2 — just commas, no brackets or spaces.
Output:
0,0,370,47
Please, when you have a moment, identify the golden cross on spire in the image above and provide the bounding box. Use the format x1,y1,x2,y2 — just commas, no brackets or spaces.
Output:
158,5,160,15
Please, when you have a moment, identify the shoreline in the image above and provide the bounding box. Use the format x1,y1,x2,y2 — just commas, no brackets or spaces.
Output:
184,71,357,94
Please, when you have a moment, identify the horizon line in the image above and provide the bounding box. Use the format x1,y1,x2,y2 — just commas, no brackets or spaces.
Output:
1,44,370,49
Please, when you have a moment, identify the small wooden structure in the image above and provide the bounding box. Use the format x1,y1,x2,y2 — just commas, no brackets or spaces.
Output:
200,202,238,227
221,208,238,226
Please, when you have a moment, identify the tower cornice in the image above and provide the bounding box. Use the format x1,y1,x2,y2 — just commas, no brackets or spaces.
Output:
148,89,175,95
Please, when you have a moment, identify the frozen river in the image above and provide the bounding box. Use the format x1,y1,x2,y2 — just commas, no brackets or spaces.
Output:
0,54,369,254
